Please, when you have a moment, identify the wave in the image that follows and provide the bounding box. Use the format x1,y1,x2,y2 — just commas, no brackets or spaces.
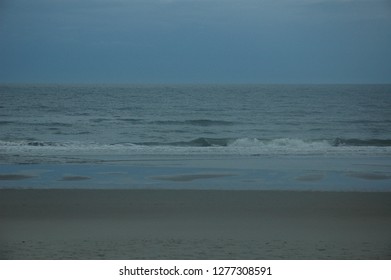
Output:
118,118,143,123
2,137,391,149
134,138,231,147
0,121,15,126
332,138,391,147
150,119,235,126
26,141,64,147
0,121,74,127
0,140,67,147
2,137,391,159
134,137,391,148
90,118,143,124
86,118,235,126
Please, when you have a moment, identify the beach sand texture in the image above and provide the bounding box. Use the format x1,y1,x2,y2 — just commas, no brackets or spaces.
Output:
1,189,390,259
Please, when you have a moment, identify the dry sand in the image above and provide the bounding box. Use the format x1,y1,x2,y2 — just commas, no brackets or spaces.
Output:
0,189,390,259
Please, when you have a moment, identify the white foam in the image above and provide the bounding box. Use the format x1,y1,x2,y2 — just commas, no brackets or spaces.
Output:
227,138,332,154
1,138,391,160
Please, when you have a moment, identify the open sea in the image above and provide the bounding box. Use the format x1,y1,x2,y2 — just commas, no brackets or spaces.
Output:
1,84,391,191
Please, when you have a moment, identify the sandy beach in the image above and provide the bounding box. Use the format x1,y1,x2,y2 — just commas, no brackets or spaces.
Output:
0,189,390,259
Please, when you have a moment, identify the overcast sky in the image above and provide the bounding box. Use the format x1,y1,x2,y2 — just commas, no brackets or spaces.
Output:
0,0,390,84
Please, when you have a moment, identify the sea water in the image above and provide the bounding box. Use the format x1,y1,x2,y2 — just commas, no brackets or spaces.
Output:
1,84,390,191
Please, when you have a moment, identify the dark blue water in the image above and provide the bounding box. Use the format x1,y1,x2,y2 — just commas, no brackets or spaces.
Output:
1,84,391,164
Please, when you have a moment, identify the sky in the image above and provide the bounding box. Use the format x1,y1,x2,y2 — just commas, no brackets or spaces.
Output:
0,0,390,84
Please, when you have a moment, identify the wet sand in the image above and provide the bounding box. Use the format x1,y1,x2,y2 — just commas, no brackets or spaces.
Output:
0,189,390,259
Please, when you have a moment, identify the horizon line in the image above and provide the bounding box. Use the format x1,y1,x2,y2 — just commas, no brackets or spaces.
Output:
1,82,391,86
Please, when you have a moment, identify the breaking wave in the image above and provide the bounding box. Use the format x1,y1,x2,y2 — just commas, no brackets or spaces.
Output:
1,137,391,160
134,137,391,148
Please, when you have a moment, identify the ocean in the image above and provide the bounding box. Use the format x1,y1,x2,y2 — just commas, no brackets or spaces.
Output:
1,84,391,191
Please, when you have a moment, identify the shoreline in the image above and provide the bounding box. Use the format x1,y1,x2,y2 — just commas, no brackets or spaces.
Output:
1,189,391,259
1,156,391,192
